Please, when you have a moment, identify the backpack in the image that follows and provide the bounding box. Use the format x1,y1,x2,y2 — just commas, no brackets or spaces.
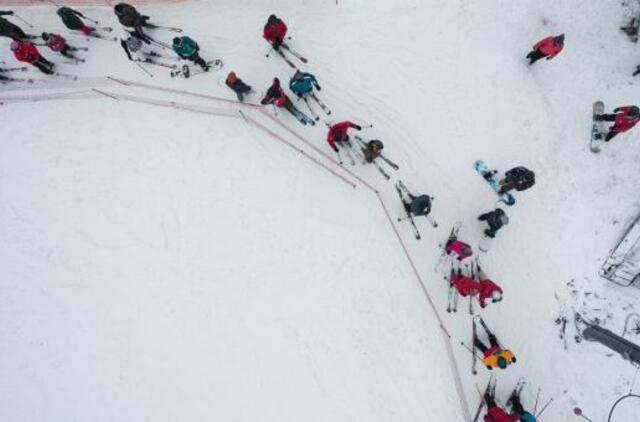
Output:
506,167,535,191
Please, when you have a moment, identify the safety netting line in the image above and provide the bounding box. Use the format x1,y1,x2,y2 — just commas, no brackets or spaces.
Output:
0,89,97,103
0,1,185,5
241,111,358,189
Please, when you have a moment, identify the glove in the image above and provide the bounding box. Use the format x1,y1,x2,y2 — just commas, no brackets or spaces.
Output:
315,84,321,91
260,99,268,105
614,107,621,113
511,357,517,363
5,11,14,15
332,146,339,153
354,125,362,130
273,38,283,50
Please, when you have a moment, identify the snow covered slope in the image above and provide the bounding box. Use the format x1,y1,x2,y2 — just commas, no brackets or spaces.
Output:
2,0,640,421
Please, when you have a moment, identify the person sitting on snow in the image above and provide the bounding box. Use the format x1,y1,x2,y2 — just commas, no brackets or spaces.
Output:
477,265,503,308
474,317,516,371
225,71,252,102
498,166,535,194
526,33,564,65
263,14,287,50
445,239,473,261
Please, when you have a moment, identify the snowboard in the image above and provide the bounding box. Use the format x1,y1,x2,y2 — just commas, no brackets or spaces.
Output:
473,160,516,206
170,59,224,78
590,101,605,153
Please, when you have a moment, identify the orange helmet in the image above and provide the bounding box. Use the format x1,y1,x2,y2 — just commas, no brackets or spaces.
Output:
226,72,238,83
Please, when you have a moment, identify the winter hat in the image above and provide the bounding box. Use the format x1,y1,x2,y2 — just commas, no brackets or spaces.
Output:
172,37,181,46
629,106,640,116
226,72,238,84
268,14,277,23
497,356,508,369
41,32,49,40
555,33,565,45
10,40,20,52
491,290,503,302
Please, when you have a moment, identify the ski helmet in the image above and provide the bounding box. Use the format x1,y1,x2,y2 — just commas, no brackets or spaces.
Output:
126,36,142,52
268,14,278,23
497,356,508,369
370,139,384,151
173,37,182,46
114,4,124,15
41,32,50,40
491,290,503,302
629,106,640,116
10,41,20,52
555,33,565,45
226,71,238,84
462,244,472,256
499,213,509,225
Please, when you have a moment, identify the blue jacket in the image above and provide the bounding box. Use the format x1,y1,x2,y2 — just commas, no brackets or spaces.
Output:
289,73,318,97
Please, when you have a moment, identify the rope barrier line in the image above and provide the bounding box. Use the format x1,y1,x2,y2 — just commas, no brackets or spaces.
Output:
0,89,96,103
242,113,358,189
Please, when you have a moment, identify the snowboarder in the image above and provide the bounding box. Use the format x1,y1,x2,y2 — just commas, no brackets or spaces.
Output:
261,77,314,125
41,32,81,60
114,3,153,37
445,238,473,261
225,72,252,102
10,40,54,75
263,14,287,50
326,121,362,153
498,166,535,194
483,390,519,422
0,11,33,40
56,6,95,36
289,70,319,98
478,208,509,238
594,105,640,142
526,34,565,65
510,393,538,422
474,318,516,370
172,36,208,71
477,266,503,308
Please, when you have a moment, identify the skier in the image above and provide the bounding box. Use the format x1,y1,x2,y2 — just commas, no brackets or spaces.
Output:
401,192,432,219
477,266,503,308
225,72,252,102
451,268,480,298
114,3,153,37
498,167,535,194
172,36,209,71
526,33,565,65
483,390,519,422
361,139,384,163
594,105,640,142
445,238,473,261
10,40,54,75
56,6,95,36
289,70,319,98
474,318,516,370
263,14,287,50
261,77,314,125
326,121,362,153
0,11,33,40
478,208,509,238
510,393,538,422
41,32,81,60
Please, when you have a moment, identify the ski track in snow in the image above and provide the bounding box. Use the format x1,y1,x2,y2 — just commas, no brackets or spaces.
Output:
2,0,640,421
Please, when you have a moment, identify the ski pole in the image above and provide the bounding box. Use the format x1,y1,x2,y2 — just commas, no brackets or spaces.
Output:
573,407,593,421
132,60,154,77
335,150,343,165
536,397,553,418
265,47,274,58
82,15,100,24
361,123,374,129
533,388,541,413
12,13,34,28
460,341,483,360
45,0,61,6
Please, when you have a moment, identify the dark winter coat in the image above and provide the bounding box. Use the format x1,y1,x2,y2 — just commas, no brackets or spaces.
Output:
263,15,287,48
226,77,251,102
409,195,431,216
500,167,535,193
57,7,86,31
0,16,27,40
326,121,361,151
362,140,384,163
114,3,141,27
478,209,508,236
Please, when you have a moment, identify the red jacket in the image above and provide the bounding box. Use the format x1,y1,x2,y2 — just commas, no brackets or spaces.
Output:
327,121,359,150
533,36,564,59
261,79,290,108
12,41,40,64
445,239,473,260
263,19,287,44
484,407,519,422
46,33,67,52
478,278,502,308
613,106,640,133
451,272,480,297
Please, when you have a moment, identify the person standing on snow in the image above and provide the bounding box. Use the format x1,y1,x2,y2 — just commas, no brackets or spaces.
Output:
261,77,314,125
474,318,516,371
263,14,287,50
172,36,209,71
326,121,362,153
595,105,640,143
0,11,34,40
498,167,535,194
10,40,54,75
483,390,520,422
56,6,95,36
114,3,154,38
477,266,503,308
478,208,509,238
41,32,81,60
445,238,473,261
225,72,252,102
526,33,565,65
289,70,320,98
450,268,481,299
361,139,385,163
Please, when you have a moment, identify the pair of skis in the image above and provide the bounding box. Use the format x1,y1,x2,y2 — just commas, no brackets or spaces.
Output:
300,92,331,121
354,135,399,180
395,180,438,240
446,257,479,314
434,222,462,274
267,42,308,70
170,60,224,78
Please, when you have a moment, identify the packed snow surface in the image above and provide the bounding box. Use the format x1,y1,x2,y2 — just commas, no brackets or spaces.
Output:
2,1,640,421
